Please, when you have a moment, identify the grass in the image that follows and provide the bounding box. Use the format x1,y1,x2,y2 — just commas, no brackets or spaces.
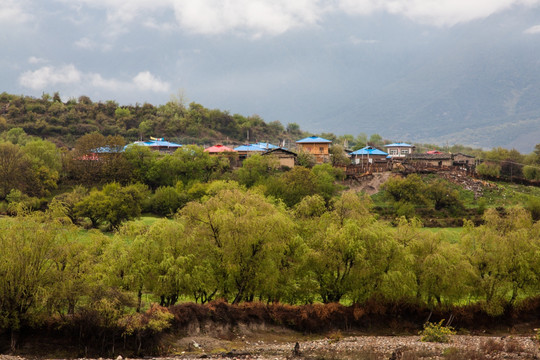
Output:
421,227,462,243
482,181,540,207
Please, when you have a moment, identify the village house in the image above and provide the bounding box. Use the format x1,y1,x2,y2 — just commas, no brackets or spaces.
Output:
295,136,332,163
252,142,279,150
126,138,182,154
262,148,297,169
453,153,476,166
405,152,453,167
350,146,388,164
384,143,415,158
405,152,477,169
234,144,266,161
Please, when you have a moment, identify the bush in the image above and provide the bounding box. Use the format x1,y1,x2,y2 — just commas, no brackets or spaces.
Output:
419,320,455,343
526,197,540,221
523,165,540,180
149,186,187,216
476,162,500,177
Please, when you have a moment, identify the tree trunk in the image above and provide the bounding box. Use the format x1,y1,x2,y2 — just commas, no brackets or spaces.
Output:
136,288,143,313
10,329,18,352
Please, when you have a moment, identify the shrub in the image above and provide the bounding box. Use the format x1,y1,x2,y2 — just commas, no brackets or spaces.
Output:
476,162,500,177
526,196,540,221
419,320,455,343
523,165,540,180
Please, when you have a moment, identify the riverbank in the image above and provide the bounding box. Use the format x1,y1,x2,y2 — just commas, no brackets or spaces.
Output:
4,330,539,360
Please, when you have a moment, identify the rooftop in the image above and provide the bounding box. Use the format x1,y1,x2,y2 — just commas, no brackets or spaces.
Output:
350,146,388,156
234,144,266,152
204,144,235,153
296,136,332,144
385,142,414,148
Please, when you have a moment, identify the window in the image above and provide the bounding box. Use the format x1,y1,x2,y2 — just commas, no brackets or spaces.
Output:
401,149,409,154
390,149,398,155
319,147,324,152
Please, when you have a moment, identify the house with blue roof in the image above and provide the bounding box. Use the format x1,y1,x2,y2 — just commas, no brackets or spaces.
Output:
251,142,279,150
350,146,388,164
295,136,332,164
384,143,415,158
234,144,266,161
125,139,182,154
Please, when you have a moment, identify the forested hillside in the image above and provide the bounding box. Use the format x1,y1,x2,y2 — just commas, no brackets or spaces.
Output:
0,92,304,147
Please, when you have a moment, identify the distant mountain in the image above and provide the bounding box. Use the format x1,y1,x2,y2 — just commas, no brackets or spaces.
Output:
304,8,540,153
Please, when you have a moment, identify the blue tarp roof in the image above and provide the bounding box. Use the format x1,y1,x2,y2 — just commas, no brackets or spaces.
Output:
91,146,124,153
296,136,332,143
385,142,413,147
126,140,182,149
234,144,265,152
251,142,279,149
350,146,388,156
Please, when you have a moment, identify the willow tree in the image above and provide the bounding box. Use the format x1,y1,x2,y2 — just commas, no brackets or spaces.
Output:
0,213,62,350
461,208,540,314
179,187,296,303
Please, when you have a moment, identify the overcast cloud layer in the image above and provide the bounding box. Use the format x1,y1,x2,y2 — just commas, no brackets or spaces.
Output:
2,0,540,149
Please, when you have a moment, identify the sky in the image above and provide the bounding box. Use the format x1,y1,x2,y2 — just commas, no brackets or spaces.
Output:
2,0,540,139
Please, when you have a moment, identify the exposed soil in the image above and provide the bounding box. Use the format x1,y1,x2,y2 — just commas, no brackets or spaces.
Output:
4,327,539,360
344,172,394,195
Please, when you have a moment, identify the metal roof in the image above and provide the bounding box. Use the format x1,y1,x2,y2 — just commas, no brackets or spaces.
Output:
234,144,266,152
350,146,388,156
204,144,235,152
296,136,332,144
384,143,414,147
91,145,124,153
251,142,279,149
130,140,182,147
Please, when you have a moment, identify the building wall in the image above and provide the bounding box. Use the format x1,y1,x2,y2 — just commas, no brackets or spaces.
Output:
453,154,475,164
279,157,295,168
386,146,413,157
297,143,330,163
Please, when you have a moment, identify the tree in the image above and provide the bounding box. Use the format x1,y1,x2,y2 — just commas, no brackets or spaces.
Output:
476,162,501,177
460,208,540,314
0,213,63,350
265,166,318,207
523,165,540,180
382,174,430,206
368,133,384,148
329,144,351,166
75,183,149,230
404,219,472,306
0,142,35,199
234,153,280,187
179,188,295,303
303,191,374,303
295,148,316,168
427,179,464,213
22,139,62,196
149,186,187,216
